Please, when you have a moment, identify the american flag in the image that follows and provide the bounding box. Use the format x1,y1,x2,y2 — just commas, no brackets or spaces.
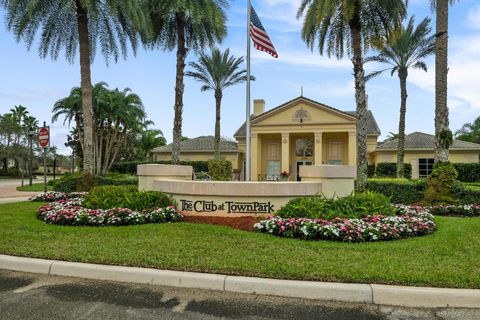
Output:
250,6,278,58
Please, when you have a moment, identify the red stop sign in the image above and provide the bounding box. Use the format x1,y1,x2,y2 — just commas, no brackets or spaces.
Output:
38,127,49,148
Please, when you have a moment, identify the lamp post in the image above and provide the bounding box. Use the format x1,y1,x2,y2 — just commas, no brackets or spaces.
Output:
27,127,36,186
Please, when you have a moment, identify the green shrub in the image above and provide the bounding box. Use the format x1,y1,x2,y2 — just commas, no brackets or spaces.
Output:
453,163,480,182
375,162,412,179
367,165,376,178
76,173,97,192
276,191,395,220
110,160,208,174
53,173,83,192
423,162,458,205
366,178,427,204
83,185,173,211
208,159,232,181
53,173,138,192
452,182,480,205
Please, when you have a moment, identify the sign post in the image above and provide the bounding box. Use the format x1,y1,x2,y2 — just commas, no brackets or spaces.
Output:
38,122,50,192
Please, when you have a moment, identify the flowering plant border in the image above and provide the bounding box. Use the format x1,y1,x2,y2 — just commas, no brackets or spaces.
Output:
396,204,480,218
254,207,436,242
30,191,86,202
33,192,182,227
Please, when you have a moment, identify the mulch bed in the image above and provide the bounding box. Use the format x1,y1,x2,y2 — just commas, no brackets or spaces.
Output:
182,215,263,231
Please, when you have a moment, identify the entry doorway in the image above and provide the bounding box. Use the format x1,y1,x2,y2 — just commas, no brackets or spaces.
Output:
296,161,313,181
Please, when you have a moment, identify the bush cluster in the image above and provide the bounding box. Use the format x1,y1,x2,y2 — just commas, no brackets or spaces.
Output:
452,183,480,205
423,162,458,205
83,185,173,211
427,205,480,217
374,162,412,179
52,173,138,192
208,159,232,181
366,179,427,204
110,160,208,174
453,163,480,183
275,191,395,220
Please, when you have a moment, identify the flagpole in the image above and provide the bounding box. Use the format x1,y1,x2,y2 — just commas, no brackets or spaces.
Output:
245,0,252,181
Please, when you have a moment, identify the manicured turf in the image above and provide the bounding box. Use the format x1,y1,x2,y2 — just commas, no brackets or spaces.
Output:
1,201,479,289
16,183,52,192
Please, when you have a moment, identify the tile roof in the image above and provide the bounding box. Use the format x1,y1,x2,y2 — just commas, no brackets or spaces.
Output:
153,136,239,153
234,96,381,137
375,132,480,150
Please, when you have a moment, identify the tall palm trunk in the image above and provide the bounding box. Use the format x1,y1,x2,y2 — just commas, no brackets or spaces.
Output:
350,18,368,191
397,68,408,178
434,0,450,162
214,90,222,159
172,14,187,165
76,1,94,174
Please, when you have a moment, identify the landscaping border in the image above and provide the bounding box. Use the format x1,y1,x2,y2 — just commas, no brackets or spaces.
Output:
1,254,479,309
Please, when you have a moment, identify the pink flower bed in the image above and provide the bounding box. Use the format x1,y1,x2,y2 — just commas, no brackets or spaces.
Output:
254,207,436,242
35,195,182,227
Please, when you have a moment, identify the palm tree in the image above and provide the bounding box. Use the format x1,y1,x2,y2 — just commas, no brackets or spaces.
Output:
384,132,399,142
53,82,147,174
3,0,147,173
186,48,248,158
455,117,480,144
139,129,166,161
430,0,459,162
144,0,228,164
9,105,29,144
297,0,406,191
367,17,434,178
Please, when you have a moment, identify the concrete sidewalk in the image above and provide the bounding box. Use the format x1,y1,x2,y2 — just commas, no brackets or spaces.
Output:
0,179,45,202
1,254,479,309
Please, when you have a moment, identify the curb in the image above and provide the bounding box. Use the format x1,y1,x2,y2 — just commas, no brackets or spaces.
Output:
1,254,479,309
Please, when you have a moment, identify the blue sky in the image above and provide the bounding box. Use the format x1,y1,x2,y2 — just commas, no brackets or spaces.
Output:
1,0,480,155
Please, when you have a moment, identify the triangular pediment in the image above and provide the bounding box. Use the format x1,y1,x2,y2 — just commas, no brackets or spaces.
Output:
251,97,356,126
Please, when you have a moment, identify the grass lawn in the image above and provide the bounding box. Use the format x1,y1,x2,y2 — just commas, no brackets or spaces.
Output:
16,183,52,192
1,202,479,289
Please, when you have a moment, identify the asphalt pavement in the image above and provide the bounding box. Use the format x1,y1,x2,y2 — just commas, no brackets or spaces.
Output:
0,270,479,320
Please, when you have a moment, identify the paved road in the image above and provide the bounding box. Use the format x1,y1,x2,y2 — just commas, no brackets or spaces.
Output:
0,270,479,320
0,178,50,203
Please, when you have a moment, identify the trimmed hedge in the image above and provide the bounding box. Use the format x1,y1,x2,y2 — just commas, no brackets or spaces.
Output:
452,182,480,205
110,160,209,174
208,159,232,181
375,162,412,179
453,163,480,183
366,179,427,205
53,173,138,193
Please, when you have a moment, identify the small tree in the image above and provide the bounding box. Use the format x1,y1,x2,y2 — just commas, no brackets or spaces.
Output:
367,16,434,178
144,0,228,164
187,48,248,158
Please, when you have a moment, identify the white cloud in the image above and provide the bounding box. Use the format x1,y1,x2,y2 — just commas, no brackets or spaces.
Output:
408,34,480,115
467,5,480,29
251,49,351,69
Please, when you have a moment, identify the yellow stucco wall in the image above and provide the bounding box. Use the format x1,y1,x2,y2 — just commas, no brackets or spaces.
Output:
235,99,370,180
371,150,480,164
